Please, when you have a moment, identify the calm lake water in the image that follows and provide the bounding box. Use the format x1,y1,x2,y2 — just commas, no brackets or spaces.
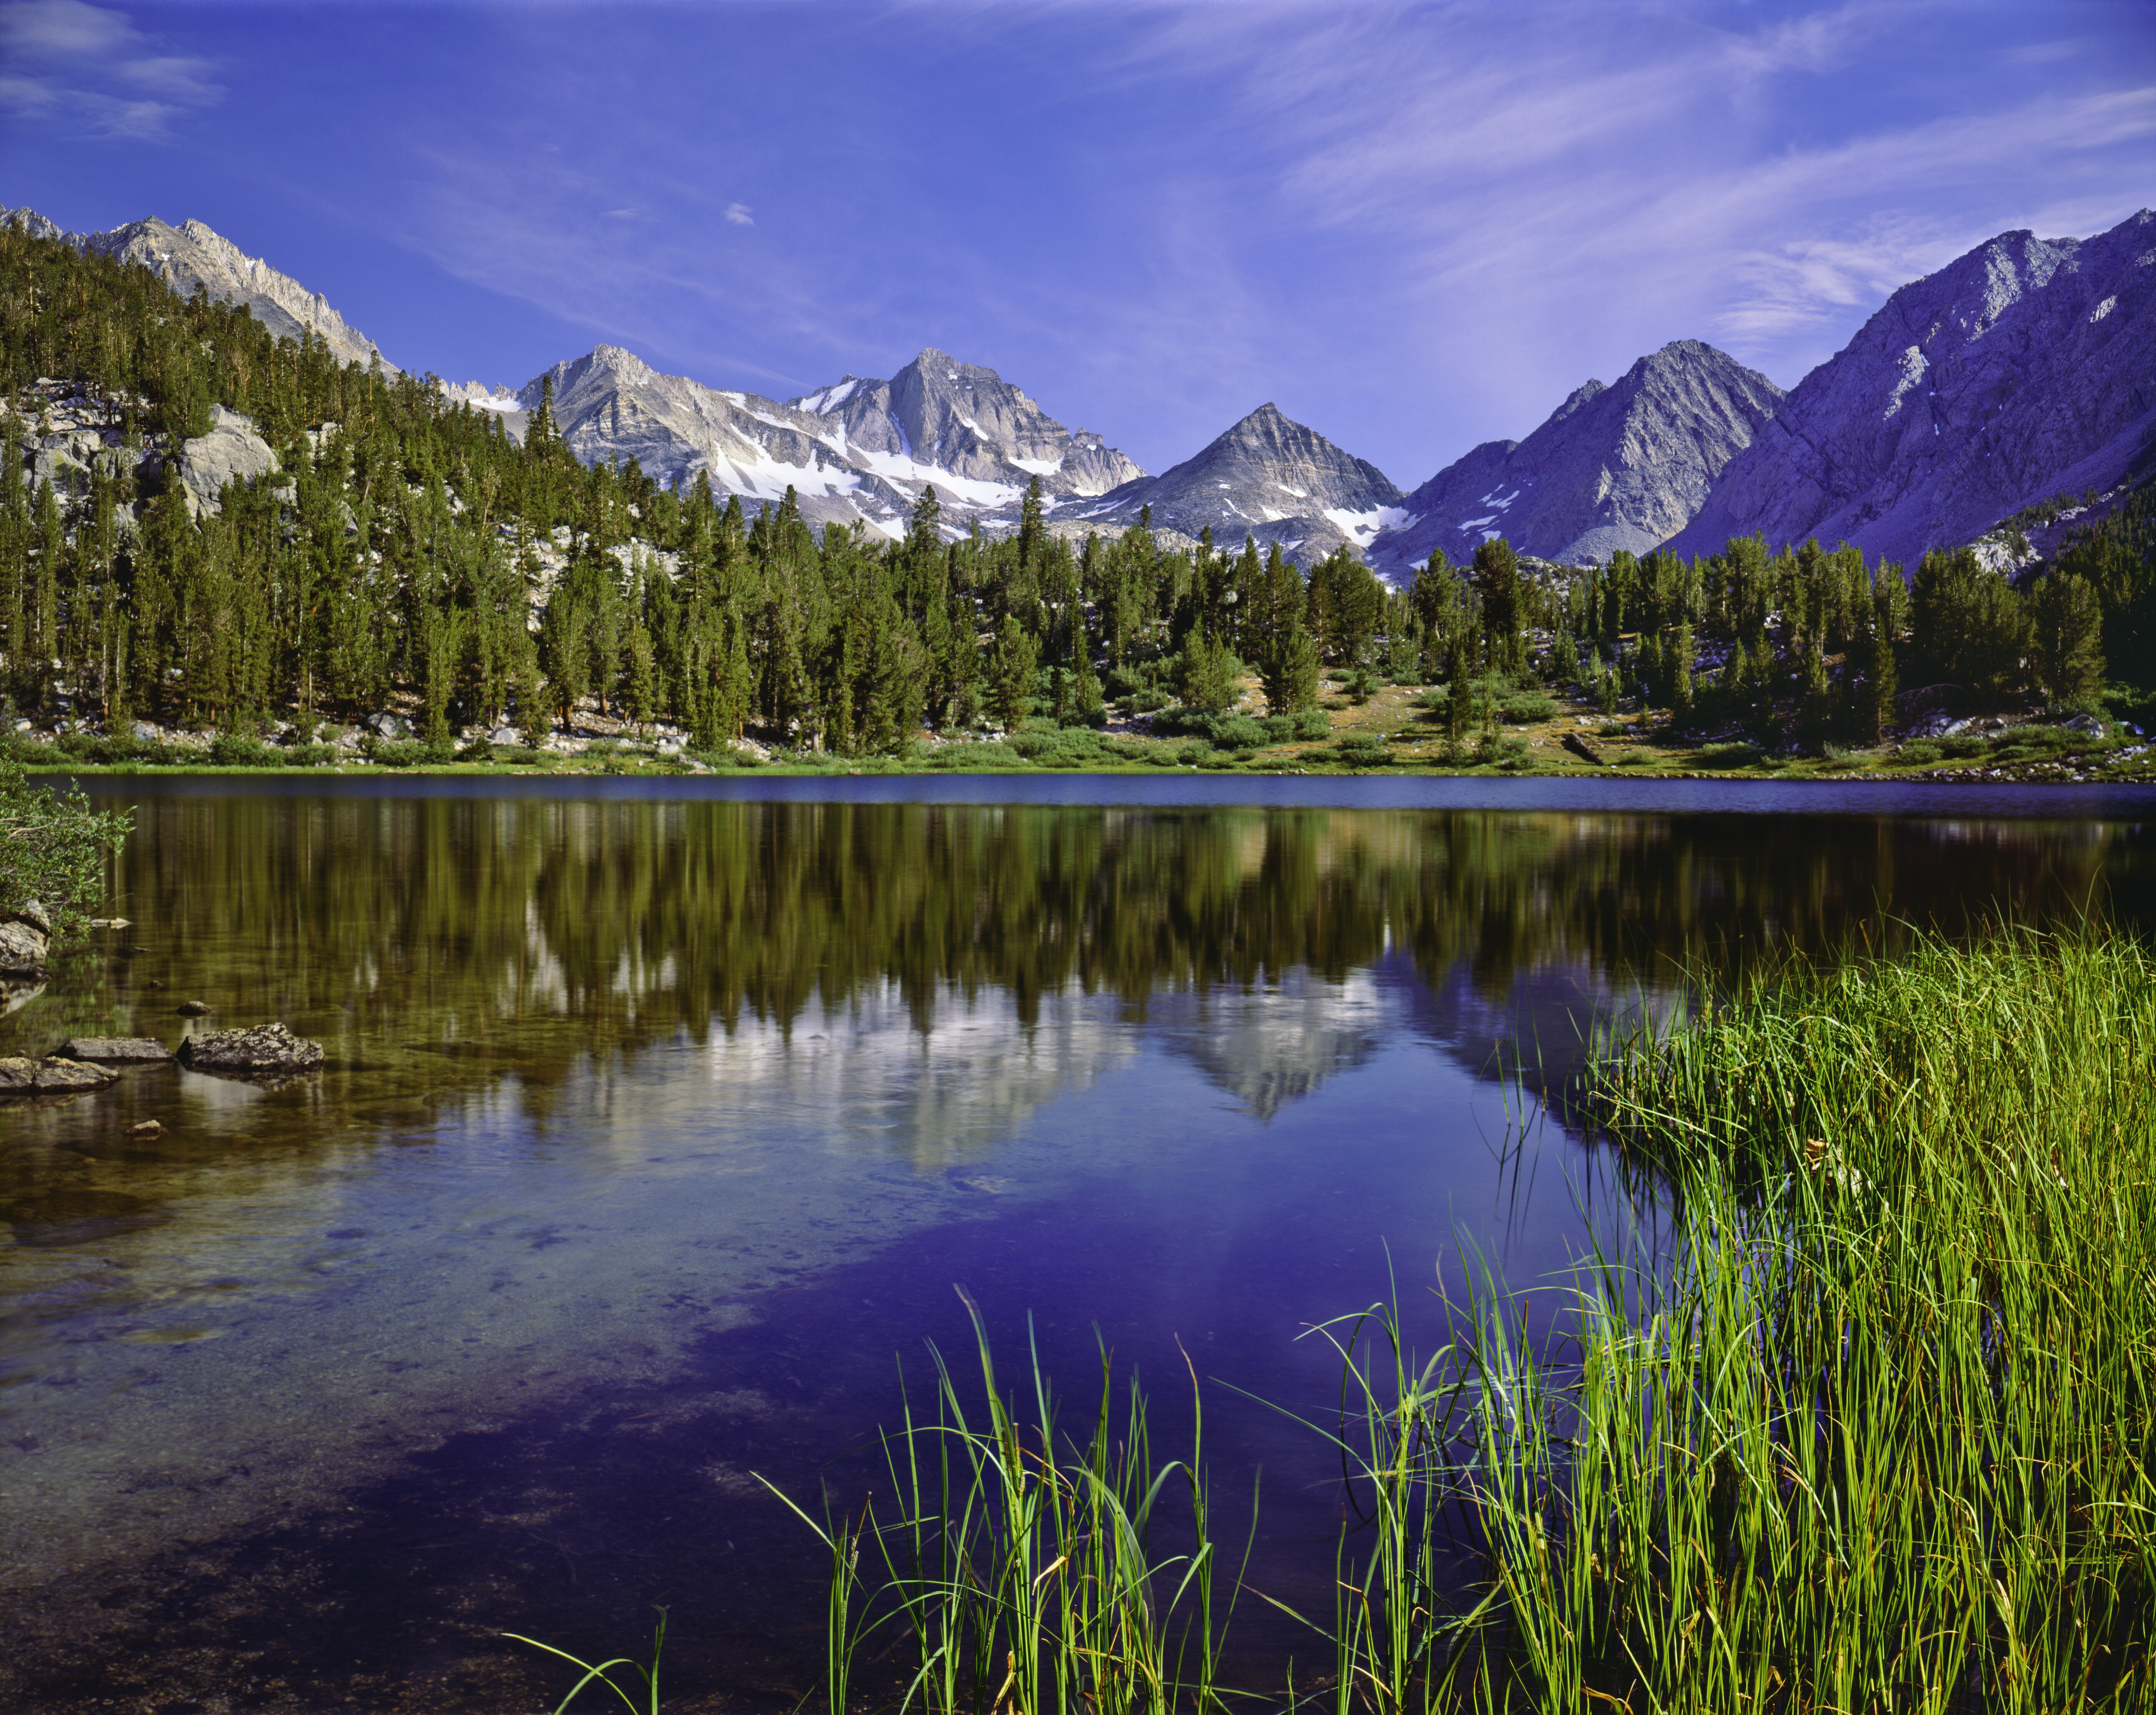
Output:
3,776,2152,1713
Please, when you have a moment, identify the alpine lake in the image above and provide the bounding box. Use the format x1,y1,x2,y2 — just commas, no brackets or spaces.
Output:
2,773,2152,1713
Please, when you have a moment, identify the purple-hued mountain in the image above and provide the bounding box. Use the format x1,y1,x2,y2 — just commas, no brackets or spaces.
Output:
1665,209,2156,566
1368,341,1783,575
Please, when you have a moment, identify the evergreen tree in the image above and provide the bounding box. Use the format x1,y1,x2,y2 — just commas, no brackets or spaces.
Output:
989,613,1035,733
2028,571,2103,709
1472,538,1525,676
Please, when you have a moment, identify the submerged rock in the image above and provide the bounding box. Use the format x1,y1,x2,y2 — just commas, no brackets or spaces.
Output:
177,1000,214,1017
60,1037,172,1064
0,1055,120,1097
177,1022,325,1081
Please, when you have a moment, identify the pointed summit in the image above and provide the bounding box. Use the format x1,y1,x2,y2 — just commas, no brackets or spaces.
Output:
1369,339,1781,574
1080,404,1407,564
0,208,392,370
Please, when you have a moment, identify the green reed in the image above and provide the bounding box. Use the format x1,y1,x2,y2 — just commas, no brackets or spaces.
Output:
760,928,2154,1712
766,1291,1250,1715
1443,923,2156,1710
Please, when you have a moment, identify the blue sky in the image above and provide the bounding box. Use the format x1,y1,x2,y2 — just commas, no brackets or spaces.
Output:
3,1,2152,485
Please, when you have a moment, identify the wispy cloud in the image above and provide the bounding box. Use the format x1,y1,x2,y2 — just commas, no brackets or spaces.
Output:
1091,2,2155,431
725,203,754,226
0,0,222,139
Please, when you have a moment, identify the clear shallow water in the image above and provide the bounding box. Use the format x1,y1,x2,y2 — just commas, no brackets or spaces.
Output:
2,782,2152,1712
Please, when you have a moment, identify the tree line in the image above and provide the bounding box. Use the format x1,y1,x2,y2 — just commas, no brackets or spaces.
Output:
2,219,2147,757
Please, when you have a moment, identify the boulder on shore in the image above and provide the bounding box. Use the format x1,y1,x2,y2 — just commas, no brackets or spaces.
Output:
0,1055,120,1097
177,1022,326,1081
0,920,47,975
60,1037,172,1064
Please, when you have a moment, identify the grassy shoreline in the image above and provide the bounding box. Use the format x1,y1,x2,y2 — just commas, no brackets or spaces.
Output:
725,927,2154,1715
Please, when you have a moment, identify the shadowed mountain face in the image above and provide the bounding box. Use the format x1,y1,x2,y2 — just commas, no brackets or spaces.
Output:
452,344,1146,539
0,208,390,371
1068,403,1409,564
1666,209,2156,567
1368,341,1783,576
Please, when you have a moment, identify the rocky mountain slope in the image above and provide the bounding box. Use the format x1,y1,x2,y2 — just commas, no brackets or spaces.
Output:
1368,341,1782,573
1069,403,1408,561
1,208,391,372
459,344,1143,539
1666,208,2156,566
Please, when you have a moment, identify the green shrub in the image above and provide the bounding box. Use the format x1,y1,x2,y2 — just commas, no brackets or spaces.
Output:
1939,733,1988,759
1498,693,1560,724
1897,740,1943,765
209,732,279,767
1698,741,1764,769
1474,732,1530,767
1127,688,1170,714
367,739,432,768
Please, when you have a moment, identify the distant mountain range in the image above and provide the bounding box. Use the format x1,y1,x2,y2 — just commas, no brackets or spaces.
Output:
11,204,2152,572
444,343,1142,539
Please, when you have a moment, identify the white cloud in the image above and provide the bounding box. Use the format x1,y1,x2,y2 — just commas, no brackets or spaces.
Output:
0,0,221,140
725,203,754,226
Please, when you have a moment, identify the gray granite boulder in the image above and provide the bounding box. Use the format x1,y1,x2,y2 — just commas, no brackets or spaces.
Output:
0,919,49,975
175,405,281,516
178,1022,325,1080
0,1055,119,1096
60,1037,172,1064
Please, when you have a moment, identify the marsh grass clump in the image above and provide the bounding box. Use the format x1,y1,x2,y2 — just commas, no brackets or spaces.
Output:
766,1298,1244,1715
1539,926,2156,1711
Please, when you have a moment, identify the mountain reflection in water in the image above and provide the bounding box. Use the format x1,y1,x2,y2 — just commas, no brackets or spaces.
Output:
0,792,2144,1712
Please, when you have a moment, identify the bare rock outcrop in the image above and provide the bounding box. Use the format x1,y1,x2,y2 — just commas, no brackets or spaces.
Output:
176,405,281,516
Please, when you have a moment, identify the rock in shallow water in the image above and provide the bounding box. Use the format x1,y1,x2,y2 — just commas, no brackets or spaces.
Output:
59,1037,172,1064
0,1055,120,1096
177,1022,325,1080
